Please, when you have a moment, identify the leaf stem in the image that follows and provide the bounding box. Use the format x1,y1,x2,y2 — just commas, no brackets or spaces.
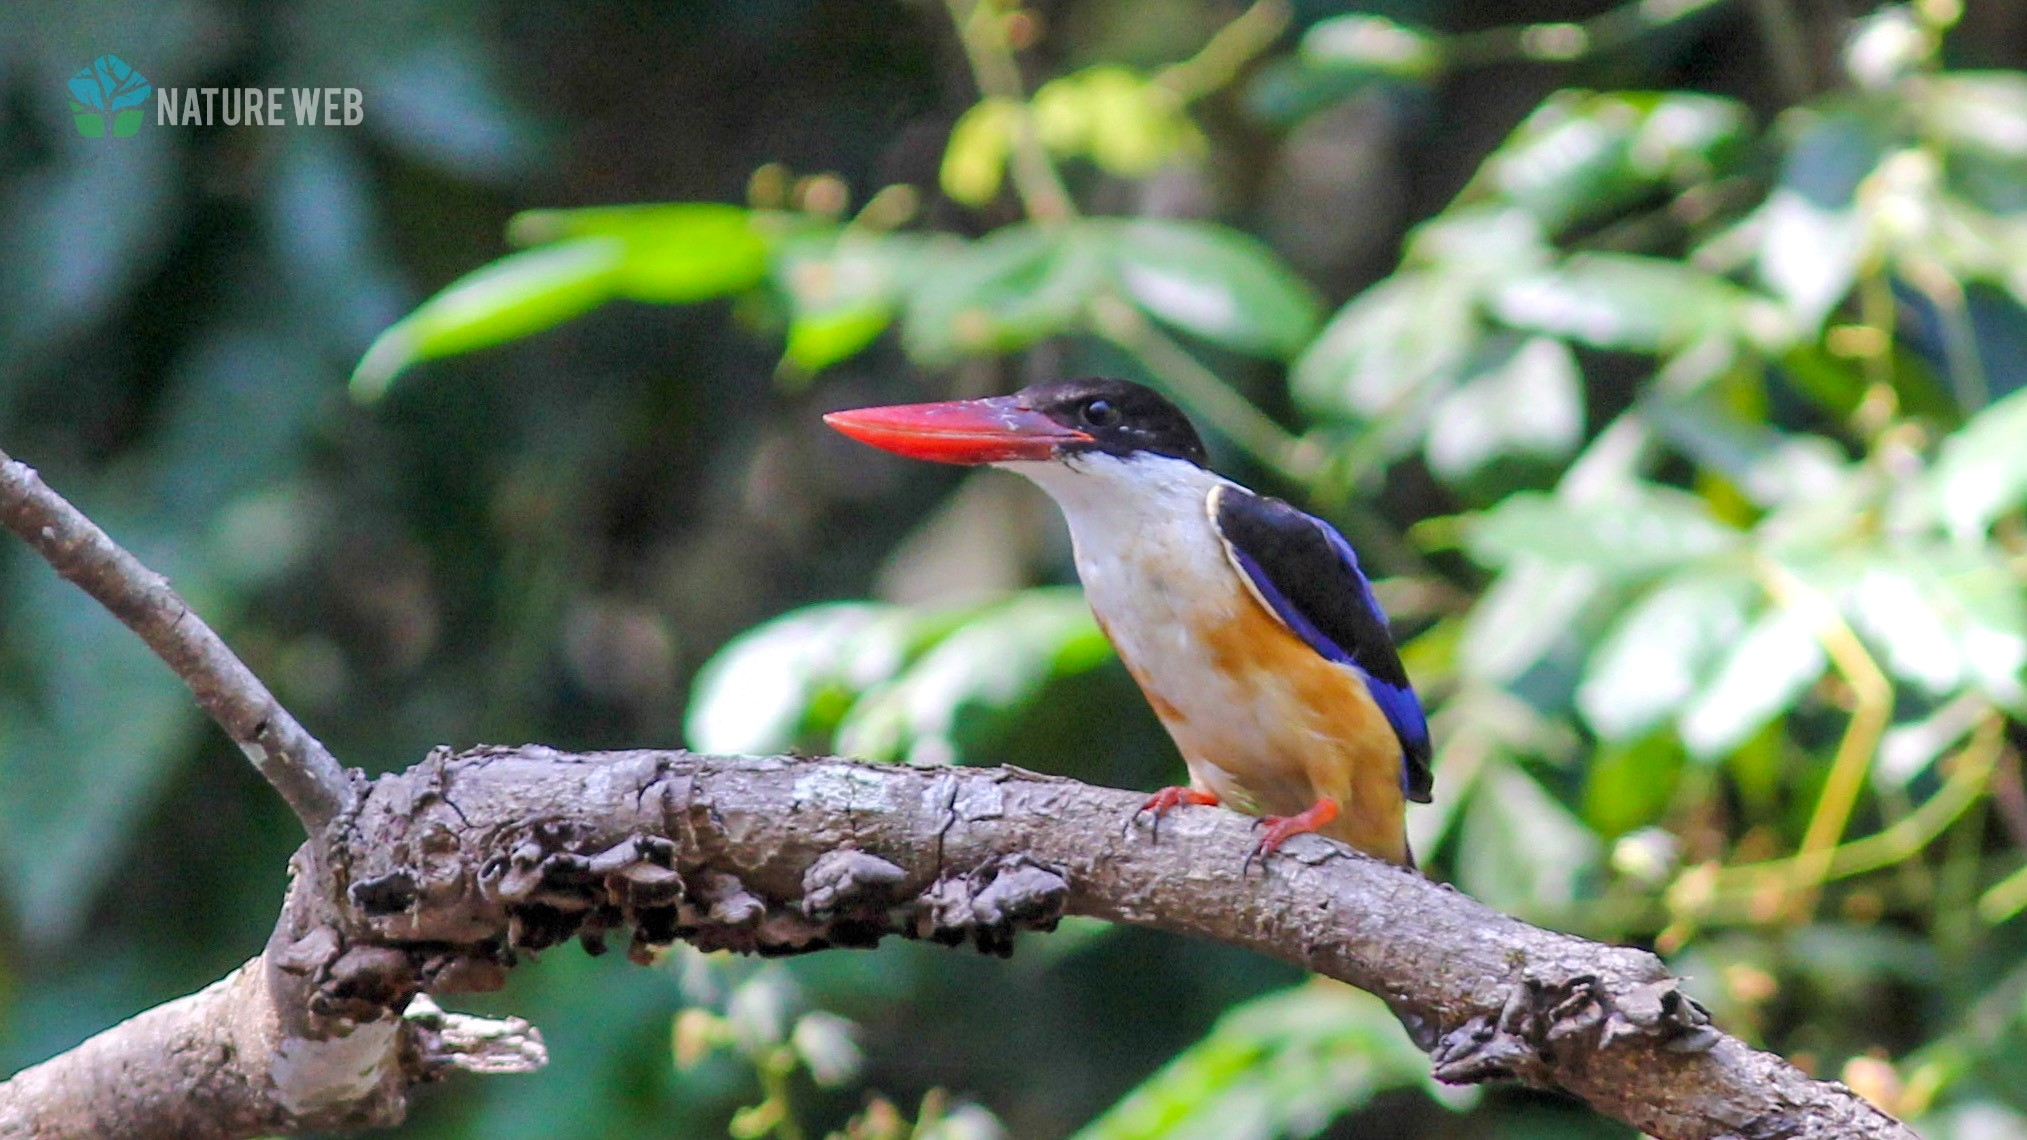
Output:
1758,559,1896,918
1154,0,1293,102
1443,0,1733,69
1692,714,2001,921
1089,294,1317,482
943,0,1077,224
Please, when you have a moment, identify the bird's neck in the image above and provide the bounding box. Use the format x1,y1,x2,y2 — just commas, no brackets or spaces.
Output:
999,453,1224,555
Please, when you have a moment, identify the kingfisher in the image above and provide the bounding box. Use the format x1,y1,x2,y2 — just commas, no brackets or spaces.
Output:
823,377,1432,867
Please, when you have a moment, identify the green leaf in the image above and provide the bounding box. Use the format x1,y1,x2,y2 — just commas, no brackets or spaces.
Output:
1679,600,1826,759
903,225,1106,365
351,237,624,400
1292,272,1476,422
1458,559,1602,686
942,98,1020,207
1298,15,1441,80
1473,91,1749,236
775,231,924,375
1577,569,1758,741
1455,759,1602,919
1071,981,1450,1140
1465,487,1742,578
1921,545,2027,711
1033,67,1205,178
836,589,1108,766
614,215,769,304
684,603,925,755
1930,384,2027,544
1756,187,1863,333
686,591,1114,767
1491,253,1766,353
1425,334,1583,481
507,202,770,303
1645,393,1851,509
1752,107,1887,331
1108,219,1321,359
1826,554,1965,695
1919,72,2027,162
1582,733,1685,840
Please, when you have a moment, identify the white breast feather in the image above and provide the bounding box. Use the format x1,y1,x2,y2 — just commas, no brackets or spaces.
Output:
999,453,1294,798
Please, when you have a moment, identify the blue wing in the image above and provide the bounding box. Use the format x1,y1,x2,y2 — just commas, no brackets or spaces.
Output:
1210,484,1433,803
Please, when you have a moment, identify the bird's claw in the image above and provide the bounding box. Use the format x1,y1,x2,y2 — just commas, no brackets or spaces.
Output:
1127,786,1219,844
1242,798,1341,876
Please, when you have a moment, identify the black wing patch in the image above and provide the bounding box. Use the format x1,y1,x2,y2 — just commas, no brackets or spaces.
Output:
1210,484,1434,803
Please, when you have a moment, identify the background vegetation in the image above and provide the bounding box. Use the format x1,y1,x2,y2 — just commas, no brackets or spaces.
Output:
6,0,2027,1135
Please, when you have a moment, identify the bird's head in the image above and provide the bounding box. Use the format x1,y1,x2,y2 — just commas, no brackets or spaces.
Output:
823,377,1207,472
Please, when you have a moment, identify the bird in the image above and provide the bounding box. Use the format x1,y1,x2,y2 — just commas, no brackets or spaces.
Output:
823,377,1432,867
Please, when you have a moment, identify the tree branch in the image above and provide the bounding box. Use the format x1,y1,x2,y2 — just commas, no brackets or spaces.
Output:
1,747,1916,1139
0,448,354,837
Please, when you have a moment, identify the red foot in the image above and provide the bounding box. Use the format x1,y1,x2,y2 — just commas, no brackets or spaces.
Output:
1129,786,1220,842
1246,797,1340,872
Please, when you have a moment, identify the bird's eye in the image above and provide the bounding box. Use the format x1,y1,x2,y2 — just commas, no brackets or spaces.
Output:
1080,399,1120,428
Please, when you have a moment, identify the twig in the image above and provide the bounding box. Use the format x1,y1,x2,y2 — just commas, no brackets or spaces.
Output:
0,448,354,837
1089,294,1319,482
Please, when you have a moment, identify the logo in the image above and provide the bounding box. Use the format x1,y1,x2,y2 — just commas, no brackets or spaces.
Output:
68,55,152,138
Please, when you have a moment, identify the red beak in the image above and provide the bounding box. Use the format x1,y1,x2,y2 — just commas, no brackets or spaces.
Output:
823,396,1093,465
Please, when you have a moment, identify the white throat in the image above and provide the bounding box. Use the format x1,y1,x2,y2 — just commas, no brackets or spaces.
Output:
997,451,1224,560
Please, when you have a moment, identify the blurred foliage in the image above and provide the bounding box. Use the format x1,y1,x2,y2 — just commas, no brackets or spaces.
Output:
9,0,2027,1137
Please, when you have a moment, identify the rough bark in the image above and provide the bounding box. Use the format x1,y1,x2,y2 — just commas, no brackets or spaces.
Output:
0,746,1913,1139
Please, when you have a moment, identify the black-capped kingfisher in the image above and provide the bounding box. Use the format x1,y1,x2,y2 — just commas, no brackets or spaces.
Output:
824,378,1433,867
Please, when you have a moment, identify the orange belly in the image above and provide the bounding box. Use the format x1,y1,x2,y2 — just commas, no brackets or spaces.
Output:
1106,589,1412,866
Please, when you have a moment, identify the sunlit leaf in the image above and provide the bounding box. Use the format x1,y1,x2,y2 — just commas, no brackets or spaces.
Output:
942,98,1021,207
1458,559,1602,686
1823,555,1964,694
1034,67,1205,177
1646,393,1851,509
1071,980,1452,1140
687,591,1114,767
1920,73,2027,160
1753,107,1887,330
1756,188,1863,333
685,603,923,755
836,589,1108,766
1425,334,1583,481
507,203,771,302
1492,253,1763,353
1109,220,1321,359
351,237,624,400
1578,570,1757,741
1472,91,1748,236
1292,272,1476,422
775,231,925,375
1921,545,2027,711
1929,384,2027,543
1456,759,1602,918
903,225,1106,365
1299,15,1441,80
1465,487,1742,578
1679,601,1826,759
